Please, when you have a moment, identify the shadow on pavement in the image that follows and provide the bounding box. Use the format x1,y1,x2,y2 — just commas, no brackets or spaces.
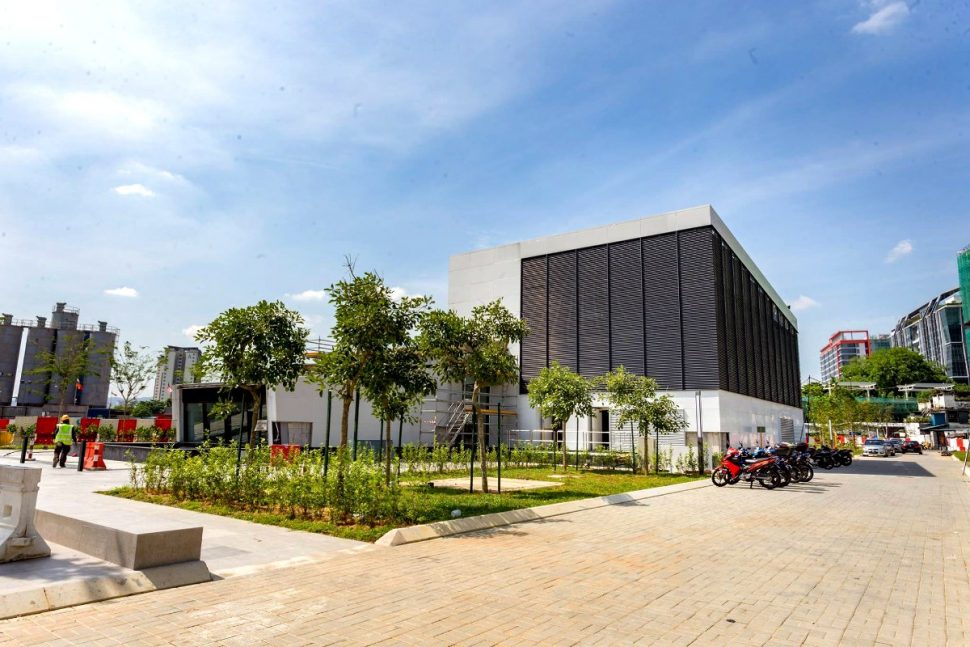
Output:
839,457,936,477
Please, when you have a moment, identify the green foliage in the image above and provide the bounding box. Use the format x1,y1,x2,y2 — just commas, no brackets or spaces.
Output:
804,386,892,440
841,347,949,393
418,300,529,492
111,341,157,416
527,361,594,470
131,399,169,418
801,381,826,398
131,444,403,527
114,466,701,542
308,267,431,451
196,300,309,444
954,384,970,400
603,366,687,473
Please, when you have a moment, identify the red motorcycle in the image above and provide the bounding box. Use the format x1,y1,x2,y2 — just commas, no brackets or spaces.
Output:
711,447,781,489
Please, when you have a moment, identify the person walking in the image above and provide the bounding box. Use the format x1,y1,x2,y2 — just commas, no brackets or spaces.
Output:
53,415,76,468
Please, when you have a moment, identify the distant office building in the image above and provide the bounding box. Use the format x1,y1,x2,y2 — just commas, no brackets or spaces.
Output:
891,288,969,384
819,330,871,382
154,346,201,400
0,303,118,410
871,334,892,353
960,244,970,355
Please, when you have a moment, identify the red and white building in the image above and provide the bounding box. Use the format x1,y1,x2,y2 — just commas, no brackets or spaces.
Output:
819,330,871,382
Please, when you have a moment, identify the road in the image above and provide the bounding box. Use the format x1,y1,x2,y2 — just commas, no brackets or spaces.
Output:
1,453,967,646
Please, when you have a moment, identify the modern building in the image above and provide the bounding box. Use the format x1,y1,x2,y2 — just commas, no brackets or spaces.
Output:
819,330,871,382
959,244,970,355
871,334,892,353
0,303,117,413
172,205,803,460
154,346,201,400
449,204,804,455
891,288,969,384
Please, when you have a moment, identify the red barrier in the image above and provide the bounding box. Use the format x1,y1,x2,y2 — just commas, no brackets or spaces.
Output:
958,438,966,452
83,442,107,470
116,418,136,442
35,417,56,445
270,444,301,461
0,418,9,431
154,416,172,431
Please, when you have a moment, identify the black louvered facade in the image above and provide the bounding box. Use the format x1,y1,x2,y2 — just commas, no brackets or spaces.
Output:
519,226,801,407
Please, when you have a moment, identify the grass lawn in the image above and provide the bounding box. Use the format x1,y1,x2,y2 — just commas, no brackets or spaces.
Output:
107,467,703,543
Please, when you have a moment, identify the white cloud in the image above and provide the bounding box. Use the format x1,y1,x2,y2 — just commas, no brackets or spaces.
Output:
286,289,327,302
104,286,139,298
389,286,410,301
182,324,204,339
885,239,913,263
113,183,156,197
789,295,820,312
852,1,910,35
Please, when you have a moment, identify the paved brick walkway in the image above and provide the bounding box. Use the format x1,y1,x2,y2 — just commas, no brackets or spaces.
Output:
2,453,968,646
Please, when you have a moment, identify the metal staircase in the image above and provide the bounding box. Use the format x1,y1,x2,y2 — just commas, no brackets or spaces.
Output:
420,395,472,447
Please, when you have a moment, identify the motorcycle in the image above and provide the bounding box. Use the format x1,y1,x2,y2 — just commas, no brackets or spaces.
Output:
711,446,782,489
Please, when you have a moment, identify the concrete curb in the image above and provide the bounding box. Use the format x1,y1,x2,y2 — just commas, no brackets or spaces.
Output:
0,560,210,620
376,478,709,547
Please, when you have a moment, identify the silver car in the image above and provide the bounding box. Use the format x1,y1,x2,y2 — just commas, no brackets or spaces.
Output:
863,439,890,457
885,439,902,455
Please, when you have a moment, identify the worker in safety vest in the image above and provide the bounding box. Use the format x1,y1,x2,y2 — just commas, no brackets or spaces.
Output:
53,415,77,468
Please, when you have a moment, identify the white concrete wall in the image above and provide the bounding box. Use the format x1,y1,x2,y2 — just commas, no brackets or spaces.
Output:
269,377,423,447
716,390,804,447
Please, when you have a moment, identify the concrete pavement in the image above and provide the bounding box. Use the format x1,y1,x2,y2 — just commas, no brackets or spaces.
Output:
0,451,369,578
1,452,968,645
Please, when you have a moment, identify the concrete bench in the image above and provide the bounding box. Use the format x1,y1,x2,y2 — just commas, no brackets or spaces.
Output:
33,509,203,571
0,466,51,563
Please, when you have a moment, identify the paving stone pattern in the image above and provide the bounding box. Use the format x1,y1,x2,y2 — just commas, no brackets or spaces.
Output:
1,454,968,646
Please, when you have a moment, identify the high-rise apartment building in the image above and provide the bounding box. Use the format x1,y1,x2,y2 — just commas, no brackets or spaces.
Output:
870,334,892,353
891,288,969,384
0,303,117,410
959,244,970,356
153,346,201,400
819,330,871,382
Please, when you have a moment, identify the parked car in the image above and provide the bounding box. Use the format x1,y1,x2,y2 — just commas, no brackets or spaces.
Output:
863,439,890,457
886,438,903,455
901,440,923,454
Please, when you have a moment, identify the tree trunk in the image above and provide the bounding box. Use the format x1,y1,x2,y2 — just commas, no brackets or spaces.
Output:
474,385,489,493
340,396,352,447
385,418,393,486
562,419,569,471
249,390,263,446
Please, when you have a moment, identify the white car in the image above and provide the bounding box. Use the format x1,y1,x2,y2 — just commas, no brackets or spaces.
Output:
863,439,890,457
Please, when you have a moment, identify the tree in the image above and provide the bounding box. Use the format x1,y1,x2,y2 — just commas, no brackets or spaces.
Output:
195,300,309,445
308,265,430,449
131,399,169,418
111,341,156,417
804,386,892,443
364,345,436,484
801,381,826,398
418,300,529,493
527,362,593,470
604,366,687,473
841,347,949,393
26,335,101,414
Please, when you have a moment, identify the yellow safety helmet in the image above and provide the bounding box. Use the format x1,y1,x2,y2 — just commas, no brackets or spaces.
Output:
60,415,70,422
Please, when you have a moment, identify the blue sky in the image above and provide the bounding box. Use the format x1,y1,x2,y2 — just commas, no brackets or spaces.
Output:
1,0,968,382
